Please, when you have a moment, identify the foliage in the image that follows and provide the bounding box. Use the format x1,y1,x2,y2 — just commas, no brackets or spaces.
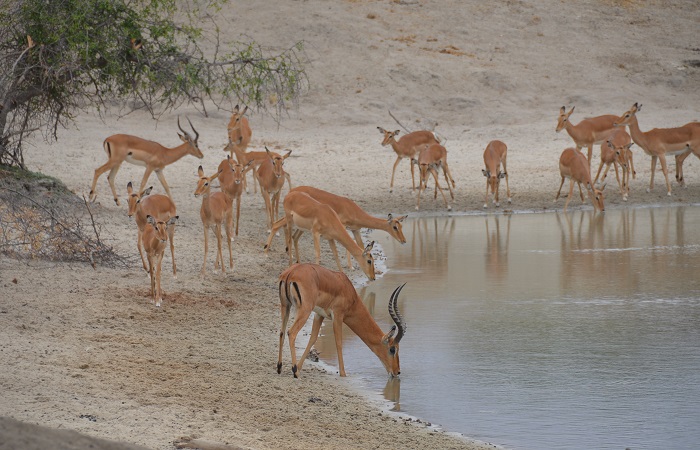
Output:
0,0,307,167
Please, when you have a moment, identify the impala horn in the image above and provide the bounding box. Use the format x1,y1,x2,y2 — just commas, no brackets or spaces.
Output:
186,116,199,141
388,283,407,344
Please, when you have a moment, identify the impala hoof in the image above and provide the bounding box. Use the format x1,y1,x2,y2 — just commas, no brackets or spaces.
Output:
667,192,672,196
447,205,452,211
483,204,488,209
508,198,512,203
415,206,419,211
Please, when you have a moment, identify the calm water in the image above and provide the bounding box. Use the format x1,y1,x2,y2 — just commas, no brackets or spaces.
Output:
315,206,700,450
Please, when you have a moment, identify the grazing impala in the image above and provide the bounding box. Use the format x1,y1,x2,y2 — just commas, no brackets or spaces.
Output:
377,127,440,192
143,215,178,307
126,182,178,277
413,143,455,211
257,148,292,231
613,103,700,196
277,263,407,378
555,148,605,212
217,156,254,237
90,118,202,205
194,166,233,275
556,106,617,169
482,140,511,208
265,191,376,280
593,129,634,201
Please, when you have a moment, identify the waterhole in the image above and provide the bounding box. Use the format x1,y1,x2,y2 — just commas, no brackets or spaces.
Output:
315,206,700,450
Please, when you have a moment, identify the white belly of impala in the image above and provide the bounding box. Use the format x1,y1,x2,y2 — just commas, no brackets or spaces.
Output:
313,306,333,320
125,154,148,167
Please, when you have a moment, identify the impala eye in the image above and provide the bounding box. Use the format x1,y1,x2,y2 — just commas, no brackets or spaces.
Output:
389,346,396,355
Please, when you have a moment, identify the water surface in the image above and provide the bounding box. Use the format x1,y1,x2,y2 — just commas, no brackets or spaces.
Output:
315,207,700,450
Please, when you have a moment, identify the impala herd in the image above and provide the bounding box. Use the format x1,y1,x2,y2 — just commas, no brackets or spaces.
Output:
88,102,700,379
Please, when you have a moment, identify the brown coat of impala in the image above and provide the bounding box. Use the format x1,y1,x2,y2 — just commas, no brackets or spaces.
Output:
194,166,234,275
142,215,178,307
126,182,178,277
593,129,634,201
414,143,455,211
90,118,202,205
613,102,700,196
482,140,511,209
257,148,292,231
217,156,253,237
555,148,605,213
377,127,440,192
556,106,618,169
277,263,407,378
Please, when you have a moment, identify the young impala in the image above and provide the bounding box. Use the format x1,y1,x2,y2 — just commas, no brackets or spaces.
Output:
257,148,292,231
126,182,178,277
555,148,605,213
413,143,455,211
482,140,511,208
556,106,617,170
277,263,407,378
377,127,440,192
217,156,254,237
194,166,234,275
593,129,634,201
142,215,178,307
90,118,202,205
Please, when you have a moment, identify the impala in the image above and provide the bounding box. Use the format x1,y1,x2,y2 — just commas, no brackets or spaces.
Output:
90,117,202,205
413,143,455,211
265,191,376,280
223,141,293,194
225,105,254,191
556,106,618,169
277,263,407,378
143,215,178,307
257,148,292,231
194,166,233,275
613,103,700,195
481,140,511,209
217,156,254,237
592,129,634,201
126,182,178,277
377,127,440,192
555,148,605,212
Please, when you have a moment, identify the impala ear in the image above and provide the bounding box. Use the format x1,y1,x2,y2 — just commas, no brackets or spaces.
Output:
284,150,292,159
499,172,506,179
387,213,393,221
168,215,179,225
241,105,248,115
146,215,156,225
560,106,566,113
626,143,634,150
244,160,255,169
397,214,408,222
600,183,607,192
234,104,240,113
394,130,401,136
142,186,153,197
198,165,204,177
482,169,489,178
127,181,134,194
210,171,220,181
363,241,375,255
377,126,385,134
569,105,575,115
382,325,397,344
606,140,613,149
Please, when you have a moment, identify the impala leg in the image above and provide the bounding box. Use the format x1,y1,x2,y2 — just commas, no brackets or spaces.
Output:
484,178,490,209
234,194,241,236
106,164,123,206
215,223,224,272
577,181,585,202
298,314,324,373
155,252,164,307
442,164,455,200
328,239,344,273
332,313,347,377
675,150,692,187
629,151,636,179
443,161,456,189
287,309,312,378
410,157,417,191
293,230,303,263
587,145,593,171
277,288,291,374
555,176,566,201
350,230,364,269
168,224,177,278
137,167,154,200
431,168,450,210
389,156,402,193
225,211,234,271
286,217,295,266
265,217,287,252
155,169,174,200
312,230,322,265
658,155,672,196
201,223,209,276
613,162,623,196
89,160,117,203
502,159,511,202
285,173,293,191
147,253,156,303
593,161,605,186
648,155,657,192
137,228,148,274
261,190,273,232
564,179,575,211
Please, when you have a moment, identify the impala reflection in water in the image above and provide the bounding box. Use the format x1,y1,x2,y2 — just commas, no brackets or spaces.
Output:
315,207,700,450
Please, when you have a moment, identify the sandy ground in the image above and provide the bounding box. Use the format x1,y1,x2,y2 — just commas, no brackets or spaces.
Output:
2,1,700,449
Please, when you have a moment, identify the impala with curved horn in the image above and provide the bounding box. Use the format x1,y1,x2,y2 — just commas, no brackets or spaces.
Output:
277,263,407,378
90,117,203,205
